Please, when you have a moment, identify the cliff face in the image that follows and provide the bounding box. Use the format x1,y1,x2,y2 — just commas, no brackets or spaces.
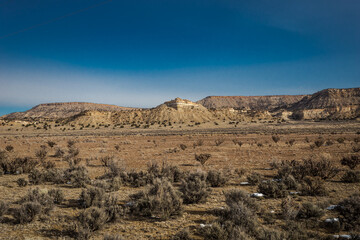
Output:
197,95,307,110
2,102,135,120
289,88,360,120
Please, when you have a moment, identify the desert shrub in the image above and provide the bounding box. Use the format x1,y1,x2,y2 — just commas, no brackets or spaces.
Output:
287,139,296,146
129,178,183,220
123,170,150,187
20,188,54,211
247,172,262,186
67,140,76,148
5,145,14,152
282,174,299,190
1,156,38,175
193,139,204,148
299,176,327,196
232,139,243,147
180,172,210,204
314,138,325,147
35,146,48,162
47,141,56,148
281,196,299,220
64,166,90,188
272,157,339,180
79,187,105,208
17,177,28,187
281,221,311,240
258,181,288,198
337,193,360,231
42,160,56,169
77,207,108,232
206,170,229,187
179,144,187,151
297,202,324,219
0,200,8,217
200,221,254,240
54,148,65,158
43,168,65,184
13,201,42,224
147,162,183,183
215,138,225,146
234,168,246,178
353,145,360,153
341,170,360,183
103,195,123,222
48,189,64,204
337,137,345,144
195,153,211,166
100,156,114,167
272,135,280,143
172,228,193,240
341,155,359,169
224,190,258,211
28,169,46,184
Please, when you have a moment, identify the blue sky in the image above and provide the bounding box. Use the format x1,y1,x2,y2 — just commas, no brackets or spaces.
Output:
0,0,359,115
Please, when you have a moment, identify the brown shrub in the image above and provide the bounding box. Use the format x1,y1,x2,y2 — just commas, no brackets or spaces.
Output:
258,181,288,198
299,176,327,196
17,177,28,187
129,178,183,220
341,155,360,169
341,170,360,183
206,170,229,187
13,201,42,224
246,172,262,186
180,172,210,204
297,202,324,219
195,153,211,166
337,193,360,231
272,135,280,143
215,138,225,146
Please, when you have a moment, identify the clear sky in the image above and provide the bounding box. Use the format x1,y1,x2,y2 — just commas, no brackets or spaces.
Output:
0,0,359,116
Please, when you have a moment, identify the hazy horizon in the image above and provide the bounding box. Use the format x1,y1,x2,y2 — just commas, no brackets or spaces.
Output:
1,0,359,116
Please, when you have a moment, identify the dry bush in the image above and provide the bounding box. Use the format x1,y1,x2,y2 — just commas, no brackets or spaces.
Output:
67,140,76,148
215,138,225,146
287,139,296,146
337,193,360,231
232,139,243,147
1,156,38,175
35,146,48,162
20,188,55,212
341,155,360,169
64,166,90,188
179,144,187,151
258,181,288,198
129,178,183,220
246,172,262,186
17,177,28,187
337,137,345,144
48,189,64,204
195,153,211,166
172,228,193,240
272,157,339,180
281,196,299,220
47,141,56,148
53,147,65,158
100,156,114,167
206,170,229,187
314,138,325,147
147,162,183,183
353,145,360,153
282,174,299,190
224,190,259,211
103,195,123,222
0,200,8,217
79,187,106,208
5,145,14,152
299,176,327,196
272,135,280,143
180,172,210,204
341,170,360,183
77,207,108,234
297,202,324,219
13,201,42,224
193,139,204,148
234,168,246,178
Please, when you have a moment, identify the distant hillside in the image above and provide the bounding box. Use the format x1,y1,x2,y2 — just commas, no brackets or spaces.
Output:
197,95,307,110
289,88,360,120
2,102,135,120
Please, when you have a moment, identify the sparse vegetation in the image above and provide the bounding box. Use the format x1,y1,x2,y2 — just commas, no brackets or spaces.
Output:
195,153,211,166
